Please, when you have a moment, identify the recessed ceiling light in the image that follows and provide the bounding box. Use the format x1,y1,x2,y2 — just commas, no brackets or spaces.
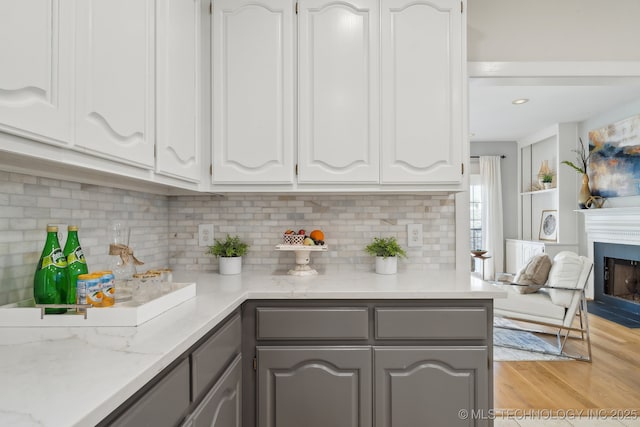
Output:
512,98,529,105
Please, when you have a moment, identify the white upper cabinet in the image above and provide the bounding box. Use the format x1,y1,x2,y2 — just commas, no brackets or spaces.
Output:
155,0,204,183
0,0,72,144
380,0,463,184
297,0,380,183
74,0,155,169
212,0,295,184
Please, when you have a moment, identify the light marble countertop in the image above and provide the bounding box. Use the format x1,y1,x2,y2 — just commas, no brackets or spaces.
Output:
0,270,504,427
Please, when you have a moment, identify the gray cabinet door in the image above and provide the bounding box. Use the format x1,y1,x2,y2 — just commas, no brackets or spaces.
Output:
257,346,372,427
187,355,242,427
374,347,489,427
111,358,190,427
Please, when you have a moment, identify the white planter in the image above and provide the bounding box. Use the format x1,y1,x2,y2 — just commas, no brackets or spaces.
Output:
375,256,397,275
219,256,242,275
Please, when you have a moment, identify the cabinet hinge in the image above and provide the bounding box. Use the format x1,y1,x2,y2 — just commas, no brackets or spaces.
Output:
461,1,463,13
461,163,464,175
209,2,212,14
253,357,257,371
295,163,299,176
209,164,213,176
295,2,298,14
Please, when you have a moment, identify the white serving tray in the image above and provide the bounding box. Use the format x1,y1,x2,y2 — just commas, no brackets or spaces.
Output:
0,282,196,327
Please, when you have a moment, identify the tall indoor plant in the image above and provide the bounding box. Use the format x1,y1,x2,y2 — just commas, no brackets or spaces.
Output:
561,138,593,208
364,237,407,274
207,235,249,275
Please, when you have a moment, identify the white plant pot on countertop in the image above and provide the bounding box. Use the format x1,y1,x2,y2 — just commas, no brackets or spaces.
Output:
219,256,242,275
375,256,397,275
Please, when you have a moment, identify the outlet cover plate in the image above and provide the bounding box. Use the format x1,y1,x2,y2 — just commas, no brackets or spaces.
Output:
198,224,214,247
407,224,423,248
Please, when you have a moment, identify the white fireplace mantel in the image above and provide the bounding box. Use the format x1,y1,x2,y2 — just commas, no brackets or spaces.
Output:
579,207,640,298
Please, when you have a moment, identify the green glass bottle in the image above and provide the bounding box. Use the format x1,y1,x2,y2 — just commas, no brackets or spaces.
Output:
63,225,89,306
34,225,70,314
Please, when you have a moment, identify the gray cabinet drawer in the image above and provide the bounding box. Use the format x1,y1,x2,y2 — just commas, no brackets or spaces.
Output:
191,314,241,401
375,307,487,339
111,358,190,427
256,307,369,340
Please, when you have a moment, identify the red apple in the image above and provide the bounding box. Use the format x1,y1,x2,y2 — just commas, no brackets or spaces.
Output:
298,229,306,235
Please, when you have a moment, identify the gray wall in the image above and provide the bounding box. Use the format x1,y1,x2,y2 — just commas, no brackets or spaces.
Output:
470,141,519,241
468,0,640,61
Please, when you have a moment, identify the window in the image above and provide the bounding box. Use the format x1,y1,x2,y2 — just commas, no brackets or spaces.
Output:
470,174,482,251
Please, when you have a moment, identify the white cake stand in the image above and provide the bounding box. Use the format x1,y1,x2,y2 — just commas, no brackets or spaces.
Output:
275,244,328,276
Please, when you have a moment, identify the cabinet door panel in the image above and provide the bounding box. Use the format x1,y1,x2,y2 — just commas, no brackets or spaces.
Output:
257,346,372,427
190,355,242,427
381,0,462,183
156,0,203,182
74,0,155,168
0,0,72,144
112,359,190,427
374,347,489,427
212,0,295,184
298,0,379,183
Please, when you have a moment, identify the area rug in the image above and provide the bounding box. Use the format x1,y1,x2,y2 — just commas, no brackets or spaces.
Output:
494,318,571,361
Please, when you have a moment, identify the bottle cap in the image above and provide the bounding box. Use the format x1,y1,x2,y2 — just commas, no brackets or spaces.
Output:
46,225,58,232
68,225,78,231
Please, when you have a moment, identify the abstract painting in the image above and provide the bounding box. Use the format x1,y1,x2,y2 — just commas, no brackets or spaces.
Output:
588,114,640,198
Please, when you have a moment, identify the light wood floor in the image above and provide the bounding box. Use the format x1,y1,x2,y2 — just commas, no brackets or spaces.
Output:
495,313,640,410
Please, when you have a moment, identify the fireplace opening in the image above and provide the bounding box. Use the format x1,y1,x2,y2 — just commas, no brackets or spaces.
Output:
604,257,640,304
594,242,640,317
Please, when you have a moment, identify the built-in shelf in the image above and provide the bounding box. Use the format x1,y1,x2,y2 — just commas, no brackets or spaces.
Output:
520,188,557,196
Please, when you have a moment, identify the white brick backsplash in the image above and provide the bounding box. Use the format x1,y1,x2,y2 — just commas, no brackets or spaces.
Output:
2,172,457,306
0,172,170,306
169,193,455,274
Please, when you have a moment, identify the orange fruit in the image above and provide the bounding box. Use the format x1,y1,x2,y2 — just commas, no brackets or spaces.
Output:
309,230,324,241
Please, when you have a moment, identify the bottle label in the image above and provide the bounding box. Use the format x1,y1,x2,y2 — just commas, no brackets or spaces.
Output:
40,248,68,269
67,247,86,265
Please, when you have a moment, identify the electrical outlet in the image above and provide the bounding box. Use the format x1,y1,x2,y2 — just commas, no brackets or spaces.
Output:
407,224,423,248
198,224,214,247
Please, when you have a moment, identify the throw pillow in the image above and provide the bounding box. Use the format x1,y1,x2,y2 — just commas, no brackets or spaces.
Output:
547,251,585,307
513,253,552,294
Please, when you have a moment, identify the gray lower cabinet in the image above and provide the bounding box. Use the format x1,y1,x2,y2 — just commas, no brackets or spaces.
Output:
110,358,191,427
374,347,489,427
245,300,493,427
183,354,243,427
102,311,241,427
256,346,372,427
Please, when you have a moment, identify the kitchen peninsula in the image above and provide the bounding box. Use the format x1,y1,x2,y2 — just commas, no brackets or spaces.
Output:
0,271,504,427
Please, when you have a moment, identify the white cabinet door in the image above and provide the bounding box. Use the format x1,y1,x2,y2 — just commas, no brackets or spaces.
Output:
212,0,295,184
380,0,463,184
74,0,155,169
156,0,204,183
0,0,72,144
297,0,380,183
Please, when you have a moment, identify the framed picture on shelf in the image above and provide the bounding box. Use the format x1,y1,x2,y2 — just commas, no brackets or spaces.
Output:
539,210,558,241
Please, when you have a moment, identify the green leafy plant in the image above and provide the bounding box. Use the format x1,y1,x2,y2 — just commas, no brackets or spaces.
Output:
542,173,553,183
364,237,407,259
207,235,249,258
561,138,592,174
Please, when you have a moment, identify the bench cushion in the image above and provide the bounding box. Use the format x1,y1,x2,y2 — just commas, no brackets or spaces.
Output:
493,284,566,323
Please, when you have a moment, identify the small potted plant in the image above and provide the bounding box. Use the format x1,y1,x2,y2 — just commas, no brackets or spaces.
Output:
541,173,553,189
364,236,407,275
207,235,249,275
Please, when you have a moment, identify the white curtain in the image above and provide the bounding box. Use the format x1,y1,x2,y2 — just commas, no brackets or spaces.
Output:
480,156,504,280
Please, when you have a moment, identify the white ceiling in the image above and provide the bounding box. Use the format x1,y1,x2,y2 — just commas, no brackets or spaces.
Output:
469,77,640,142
